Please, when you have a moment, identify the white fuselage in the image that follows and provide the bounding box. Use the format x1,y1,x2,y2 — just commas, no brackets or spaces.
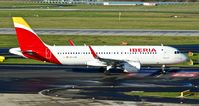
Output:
46,45,187,66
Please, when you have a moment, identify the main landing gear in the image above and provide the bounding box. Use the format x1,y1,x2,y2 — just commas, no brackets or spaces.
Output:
98,66,112,75
104,66,112,75
98,67,110,75
161,64,166,74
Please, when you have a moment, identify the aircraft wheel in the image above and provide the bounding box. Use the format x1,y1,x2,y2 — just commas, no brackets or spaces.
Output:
98,67,106,73
104,70,111,75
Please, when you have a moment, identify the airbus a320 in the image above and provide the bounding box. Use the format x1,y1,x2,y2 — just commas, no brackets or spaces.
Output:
10,17,187,74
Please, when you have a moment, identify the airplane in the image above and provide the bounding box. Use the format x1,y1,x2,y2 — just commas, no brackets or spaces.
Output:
9,17,187,74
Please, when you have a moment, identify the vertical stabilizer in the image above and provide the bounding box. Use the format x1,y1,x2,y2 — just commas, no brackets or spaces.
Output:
12,17,60,64
13,17,45,51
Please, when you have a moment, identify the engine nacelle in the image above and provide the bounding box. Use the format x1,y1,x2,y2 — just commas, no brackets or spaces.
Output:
122,61,141,72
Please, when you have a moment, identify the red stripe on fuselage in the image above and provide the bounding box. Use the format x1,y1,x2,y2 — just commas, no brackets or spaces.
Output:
15,27,61,64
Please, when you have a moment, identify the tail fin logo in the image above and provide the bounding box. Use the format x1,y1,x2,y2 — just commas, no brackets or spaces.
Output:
12,17,44,51
12,17,61,64
13,17,36,35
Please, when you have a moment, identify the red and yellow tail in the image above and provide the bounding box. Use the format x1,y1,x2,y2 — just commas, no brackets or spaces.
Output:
12,17,60,64
13,17,45,51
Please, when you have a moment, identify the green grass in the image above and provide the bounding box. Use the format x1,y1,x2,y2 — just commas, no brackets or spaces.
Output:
1,35,199,48
189,53,199,60
1,11,199,29
124,91,199,99
0,2,199,29
2,58,50,64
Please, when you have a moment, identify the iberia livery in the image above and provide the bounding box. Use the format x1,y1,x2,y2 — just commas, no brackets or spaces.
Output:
10,17,187,73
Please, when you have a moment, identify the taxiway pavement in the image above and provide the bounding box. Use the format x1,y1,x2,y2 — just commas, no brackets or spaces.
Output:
0,64,198,105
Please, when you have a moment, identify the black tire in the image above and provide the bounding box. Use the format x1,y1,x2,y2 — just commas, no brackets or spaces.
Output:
98,67,106,73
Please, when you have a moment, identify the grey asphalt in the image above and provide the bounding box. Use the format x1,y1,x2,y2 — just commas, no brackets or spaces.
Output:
1,28,199,36
0,64,198,88
43,86,199,104
0,64,198,104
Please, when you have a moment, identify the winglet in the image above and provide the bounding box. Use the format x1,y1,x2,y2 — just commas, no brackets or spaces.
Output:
68,39,75,46
88,46,98,59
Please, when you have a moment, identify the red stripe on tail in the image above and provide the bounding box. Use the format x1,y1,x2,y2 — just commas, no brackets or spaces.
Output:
15,27,60,64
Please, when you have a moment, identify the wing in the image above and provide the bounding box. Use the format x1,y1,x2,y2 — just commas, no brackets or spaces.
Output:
88,46,141,72
88,46,124,65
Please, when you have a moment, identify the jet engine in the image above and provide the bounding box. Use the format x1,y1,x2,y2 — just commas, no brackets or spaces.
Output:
122,61,141,72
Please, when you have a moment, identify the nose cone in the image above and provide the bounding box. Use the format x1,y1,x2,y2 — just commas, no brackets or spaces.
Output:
174,54,188,64
180,54,188,62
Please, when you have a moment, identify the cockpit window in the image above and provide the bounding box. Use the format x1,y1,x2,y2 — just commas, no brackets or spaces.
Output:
174,51,180,54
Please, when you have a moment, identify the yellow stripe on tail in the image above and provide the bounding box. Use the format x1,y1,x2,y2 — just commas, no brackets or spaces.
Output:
13,17,31,29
